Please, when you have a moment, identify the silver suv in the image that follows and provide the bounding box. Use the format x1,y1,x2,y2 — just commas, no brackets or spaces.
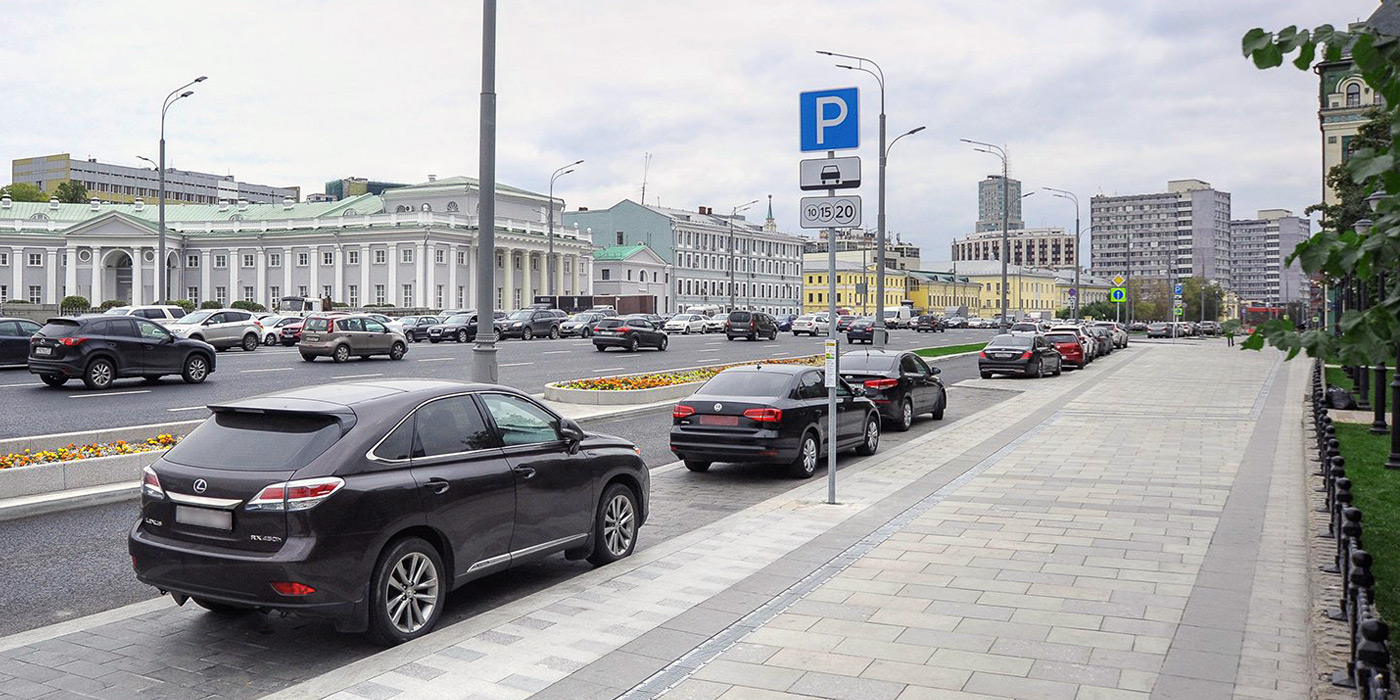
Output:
166,308,262,351
103,305,187,325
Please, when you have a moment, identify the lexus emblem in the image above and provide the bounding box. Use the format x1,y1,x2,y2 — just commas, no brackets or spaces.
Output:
192,479,208,494
714,403,723,411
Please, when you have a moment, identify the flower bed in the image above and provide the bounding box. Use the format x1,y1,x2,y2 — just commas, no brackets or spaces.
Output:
556,356,823,391
0,434,179,471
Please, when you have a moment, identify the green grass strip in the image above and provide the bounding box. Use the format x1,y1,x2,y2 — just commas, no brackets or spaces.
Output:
914,342,987,359
1335,422,1400,624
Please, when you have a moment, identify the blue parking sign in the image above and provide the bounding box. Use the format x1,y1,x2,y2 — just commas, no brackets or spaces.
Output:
800,88,859,152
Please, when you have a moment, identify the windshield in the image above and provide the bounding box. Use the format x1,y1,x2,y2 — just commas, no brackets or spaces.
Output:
507,310,533,321
567,314,593,322
696,371,792,397
165,411,342,472
840,354,898,372
102,307,128,315
171,311,212,325
989,334,1034,348
445,314,473,324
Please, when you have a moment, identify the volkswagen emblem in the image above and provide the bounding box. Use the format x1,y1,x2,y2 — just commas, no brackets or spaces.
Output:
192,479,208,494
714,403,723,411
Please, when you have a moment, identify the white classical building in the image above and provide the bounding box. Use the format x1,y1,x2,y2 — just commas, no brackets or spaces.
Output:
0,177,595,311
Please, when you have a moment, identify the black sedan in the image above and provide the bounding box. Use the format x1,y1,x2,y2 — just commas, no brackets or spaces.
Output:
839,349,946,431
396,315,441,343
29,315,216,389
0,317,42,367
427,313,481,343
129,381,649,645
913,316,946,333
846,317,877,344
592,317,668,352
978,333,1063,379
669,364,881,479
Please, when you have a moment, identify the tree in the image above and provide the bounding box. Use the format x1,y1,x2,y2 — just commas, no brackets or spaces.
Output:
0,183,45,202
1242,25,1400,363
1179,276,1226,322
53,180,88,204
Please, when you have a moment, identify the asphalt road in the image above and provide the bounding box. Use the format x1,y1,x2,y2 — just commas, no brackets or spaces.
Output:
0,327,997,439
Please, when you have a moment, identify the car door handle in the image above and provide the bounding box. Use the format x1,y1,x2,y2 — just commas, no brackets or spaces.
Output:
512,467,536,479
424,478,450,495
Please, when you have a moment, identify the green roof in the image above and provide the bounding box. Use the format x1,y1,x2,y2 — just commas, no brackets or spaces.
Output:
0,192,383,224
592,244,648,261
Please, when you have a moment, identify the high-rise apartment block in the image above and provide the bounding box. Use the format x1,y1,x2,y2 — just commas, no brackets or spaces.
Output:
976,175,1024,233
950,227,1076,270
1089,179,1232,283
11,153,299,205
1229,209,1310,305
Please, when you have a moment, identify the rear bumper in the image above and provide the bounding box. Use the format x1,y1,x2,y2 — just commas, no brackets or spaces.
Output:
979,359,1032,374
27,359,82,377
593,334,638,348
670,428,799,464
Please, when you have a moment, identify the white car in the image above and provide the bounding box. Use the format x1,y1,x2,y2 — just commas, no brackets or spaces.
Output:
1093,321,1129,348
102,304,188,325
966,317,986,328
791,315,830,336
664,313,708,334
701,315,726,333
260,316,301,344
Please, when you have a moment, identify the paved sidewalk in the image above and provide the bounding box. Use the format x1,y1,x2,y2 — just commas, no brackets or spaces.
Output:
242,341,1310,700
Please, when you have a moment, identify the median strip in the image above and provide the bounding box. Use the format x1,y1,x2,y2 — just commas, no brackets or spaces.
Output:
914,342,987,359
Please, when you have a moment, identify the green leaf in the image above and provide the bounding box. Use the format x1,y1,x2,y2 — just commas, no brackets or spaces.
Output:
1242,28,1272,56
1241,330,1266,351
1252,43,1284,69
1293,41,1317,69
1352,152,1395,181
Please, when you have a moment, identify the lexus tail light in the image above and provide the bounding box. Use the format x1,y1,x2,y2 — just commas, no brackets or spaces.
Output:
864,378,899,390
247,477,345,512
142,465,164,499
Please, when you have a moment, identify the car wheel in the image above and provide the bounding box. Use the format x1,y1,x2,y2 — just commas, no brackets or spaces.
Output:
626,337,638,352
1032,360,1044,379
242,334,259,352
682,327,690,335
192,598,252,616
389,342,406,361
301,353,316,362
39,374,67,388
523,327,534,341
748,333,756,341
366,538,445,646
264,334,278,346
457,330,468,343
181,354,210,384
1053,360,1063,376
789,431,819,479
83,358,115,390
684,460,711,472
793,331,800,336
658,336,668,351
980,371,993,379
931,396,946,420
856,413,880,456
587,483,639,566
583,328,593,338
333,344,351,363
895,398,914,432
549,326,560,340
595,344,607,352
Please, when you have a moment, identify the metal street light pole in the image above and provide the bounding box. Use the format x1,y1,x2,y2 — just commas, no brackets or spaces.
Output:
471,0,500,384
547,160,583,298
727,199,759,311
961,139,1009,329
1044,187,1080,321
156,76,206,304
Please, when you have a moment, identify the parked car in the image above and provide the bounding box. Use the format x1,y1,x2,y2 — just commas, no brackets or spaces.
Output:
166,308,263,352
592,317,668,352
259,316,299,345
429,313,484,343
966,317,986,329
102,304,188,325
978,333,1063,379
846,317,877,344
29,315,215,389
499,309,562,340
839,349,946,431
664,313,708,335
791,315,828,337
1200,321,1221,336
777,314,799,332
1048,325,1096,361
1008,322,1040,335
388,315,440,343
0,317,43,367
835,315,857,332
561,312,608,338
669,364,880,478
1085,325,1114,356
1130,321,1149,332
913,315,945,333
881,306,914,329
299,315,408,363
725,311,778,341
1093,321,1129,348
280,319,305,346
1044,331,1087,369
128,381,649,645
944,316,967,329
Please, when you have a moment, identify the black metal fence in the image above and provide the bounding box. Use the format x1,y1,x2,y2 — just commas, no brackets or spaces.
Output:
1313,358,1394,699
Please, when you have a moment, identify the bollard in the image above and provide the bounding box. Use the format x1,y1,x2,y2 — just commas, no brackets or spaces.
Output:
1337,549,1377,688
1358,618,1392,700
1328,507,1362,616
1323,485,1352,570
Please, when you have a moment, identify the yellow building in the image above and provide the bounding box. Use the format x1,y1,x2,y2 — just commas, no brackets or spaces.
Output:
1054,272,1113,313
800,261,906,315
948,261,1061,319
907,270,980,314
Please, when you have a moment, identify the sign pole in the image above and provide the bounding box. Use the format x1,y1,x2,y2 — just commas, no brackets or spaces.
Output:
826,150,839,506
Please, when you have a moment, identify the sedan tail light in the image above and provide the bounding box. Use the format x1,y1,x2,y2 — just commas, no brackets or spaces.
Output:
59,337,88,346
978,351,987,358
618,326,632,333
246,477,345,512
142,465,164,499
673,404,696,418
743,407,782,423
1021,351,1033,359
864,378,899,390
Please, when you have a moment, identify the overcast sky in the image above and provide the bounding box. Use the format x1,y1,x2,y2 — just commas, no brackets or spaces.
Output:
0,0,1381,260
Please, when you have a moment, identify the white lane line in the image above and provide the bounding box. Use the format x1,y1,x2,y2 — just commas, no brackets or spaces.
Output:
0,382,35,388
593,367,626,373
541,351,570,355
698,349,722,353
417,357,454,362
68,390,150,399
241,368,293,373
500,362,534,367
166,406,209,413
332,373,383,379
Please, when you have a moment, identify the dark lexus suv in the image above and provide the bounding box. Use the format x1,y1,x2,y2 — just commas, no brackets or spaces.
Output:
129,380,649,645
29,315,216,389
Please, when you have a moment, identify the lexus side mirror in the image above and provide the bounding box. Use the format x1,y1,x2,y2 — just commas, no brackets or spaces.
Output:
931,366,942,375
559,418,586,443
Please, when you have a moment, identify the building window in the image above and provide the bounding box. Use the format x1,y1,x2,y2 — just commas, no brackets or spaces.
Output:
513,289,521,307
531,257,539,271
401,248,414,264
28,285,42,303
297,252,310,267
1347,82,1362,107
27,253,42,267
496,287,503,307
457,251,466,265
322,285,332,299
457,286,465,307
513,255,522,270
215,286,227,304
602,269,611,281
242,254,254,268
374,285,386,305
627,269,633,281
447,201,459,212
616,231,625,245
435,249,445,264
269,253,282,267
402,284,413,305
374,249,387,265
214,254,227,269
187,254,199,268
348,285,359,307
243,286,255,302
435,285,444,307
322,252,334,266
347,250,360,265
270,286,280,301
187,286,199,303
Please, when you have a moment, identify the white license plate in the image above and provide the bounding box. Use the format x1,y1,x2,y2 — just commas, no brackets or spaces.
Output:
175,506,233,530
995,353,1016,359
33,346,52,356
304,335,319,342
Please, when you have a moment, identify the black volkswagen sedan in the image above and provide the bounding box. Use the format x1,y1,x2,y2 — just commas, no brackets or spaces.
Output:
427,313,489,343
669,364,880,478
839,349,946,431
129,380,649,645
978,333,1063,379
29,315,216,389
592,317,668,352
846,317,876,344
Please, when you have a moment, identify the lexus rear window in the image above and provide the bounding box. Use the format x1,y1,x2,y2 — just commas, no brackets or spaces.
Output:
164,411,342,472
696,371,792,397
38,320,81,337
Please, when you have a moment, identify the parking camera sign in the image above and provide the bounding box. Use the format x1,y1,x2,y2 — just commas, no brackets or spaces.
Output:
800,88,860,152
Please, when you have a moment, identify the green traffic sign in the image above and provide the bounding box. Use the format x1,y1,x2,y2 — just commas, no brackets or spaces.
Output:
1109,287,1126,303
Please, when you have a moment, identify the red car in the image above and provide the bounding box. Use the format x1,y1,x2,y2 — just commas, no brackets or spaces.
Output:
1044,331,1085,369
279,320,305,346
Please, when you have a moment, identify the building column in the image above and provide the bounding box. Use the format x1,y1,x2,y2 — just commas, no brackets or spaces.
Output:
281,247,292,302
91,249,104,303
521,251,533,307
448,244,459,309
256,248,268,308
10,247,22,303
502,248,514,310
359,244,370,308
64,247,78,299
468,246,478,310
333,245,344,305
387,245,398,307
417,241,429,308
201,250,212,304
308,247,320,300
46,249,59,304
131,248,144,305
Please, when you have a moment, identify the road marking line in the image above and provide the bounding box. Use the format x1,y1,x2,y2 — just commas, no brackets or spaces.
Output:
166,406,209,413
417,357,454,362
542,351,570,355
241,368,293,373
594,367,625,373
68,390,150,399
500,362,534,367
0,382,34,388
698,349,721,353
333,373,383,379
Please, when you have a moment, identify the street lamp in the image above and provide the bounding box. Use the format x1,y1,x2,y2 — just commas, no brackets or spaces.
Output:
547,159,583,298
1044,187,1081,321
727,199,760,311
961,138,1010,329
819,49,894,346
156,76,206,304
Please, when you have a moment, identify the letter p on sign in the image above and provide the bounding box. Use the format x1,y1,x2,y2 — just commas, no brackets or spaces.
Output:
800,87,860,152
